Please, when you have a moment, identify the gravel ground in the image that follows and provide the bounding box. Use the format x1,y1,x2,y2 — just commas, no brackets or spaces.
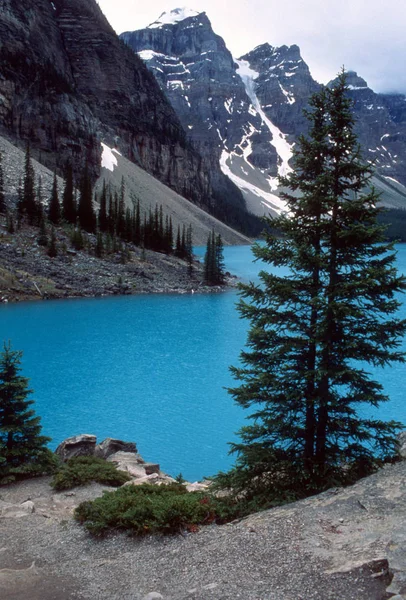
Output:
1,461,405,600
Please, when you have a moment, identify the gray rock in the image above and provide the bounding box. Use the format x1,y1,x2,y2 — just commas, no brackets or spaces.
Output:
1,500,35,518
55,434,97,462
397,431,406,459
142,593,164,600
94,438,137,459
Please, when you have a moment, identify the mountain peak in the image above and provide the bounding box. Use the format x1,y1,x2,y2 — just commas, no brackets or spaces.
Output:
147,7,203,29
328,70,369,91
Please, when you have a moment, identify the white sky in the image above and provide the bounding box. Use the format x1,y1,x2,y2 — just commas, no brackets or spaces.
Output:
97,0,406,94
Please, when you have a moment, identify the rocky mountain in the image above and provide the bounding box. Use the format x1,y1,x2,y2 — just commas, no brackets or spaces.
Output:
0,0,253,232
122,9,406,216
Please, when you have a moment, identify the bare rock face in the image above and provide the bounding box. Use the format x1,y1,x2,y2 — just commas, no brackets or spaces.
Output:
55,434,97,462
94,438,137,459
0,0,219,212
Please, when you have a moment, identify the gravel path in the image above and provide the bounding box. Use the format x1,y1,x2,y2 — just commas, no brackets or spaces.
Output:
1,461,405,600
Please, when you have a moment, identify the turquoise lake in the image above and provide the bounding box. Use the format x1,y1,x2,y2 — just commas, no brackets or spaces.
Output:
1,244,406,481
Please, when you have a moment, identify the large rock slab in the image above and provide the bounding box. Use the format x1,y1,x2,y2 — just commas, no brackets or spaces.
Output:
94,438,137,459
55,434,96,462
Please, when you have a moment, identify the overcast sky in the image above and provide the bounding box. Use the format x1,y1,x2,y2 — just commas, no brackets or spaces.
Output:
97,0,406,94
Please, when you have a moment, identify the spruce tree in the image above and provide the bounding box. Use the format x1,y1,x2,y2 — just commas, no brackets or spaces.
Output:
215,234,225,284
0,152,6,213
78,162,96,233
21,145,39,224
62,162,76,224
48,227,58,257
48,173,61,225
0,343,52,481
98,180,108,232
218,72,406,504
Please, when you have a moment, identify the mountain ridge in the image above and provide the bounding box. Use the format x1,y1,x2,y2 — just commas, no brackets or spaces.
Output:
121,8,406,216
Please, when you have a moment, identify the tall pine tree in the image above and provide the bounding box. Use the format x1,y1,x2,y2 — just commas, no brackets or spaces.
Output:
0,343,53,481
62,162,76,224
77,162,96,233
48,173,61,225
217,72,406,505
0,152,5,213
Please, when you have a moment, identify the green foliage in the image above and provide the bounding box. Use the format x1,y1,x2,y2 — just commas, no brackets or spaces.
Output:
48,173,61,225
0,343,54,484
217,71,406,507
204,230,225,285
50,456,131,491
0,152,5,214
74,483,242,536
37,217,48,247
18,145,40,225
47,227,58,257
78,162,96,233
62,162,76,224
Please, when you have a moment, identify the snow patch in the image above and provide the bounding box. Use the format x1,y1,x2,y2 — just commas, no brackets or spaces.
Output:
101,143,118,172
148,8,201,28
220,150,286,213
235,58,293,177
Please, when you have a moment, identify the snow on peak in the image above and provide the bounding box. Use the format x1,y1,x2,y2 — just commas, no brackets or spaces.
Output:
148,8,201,29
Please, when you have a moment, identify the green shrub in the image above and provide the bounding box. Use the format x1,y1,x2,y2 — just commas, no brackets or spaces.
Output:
74,483,242,536
50,456,131,491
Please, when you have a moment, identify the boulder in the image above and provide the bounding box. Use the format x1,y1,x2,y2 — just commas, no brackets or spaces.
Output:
55,434,96,462
94,437,137,459
0,500,35,518
123,473,177,487
397,431,406,459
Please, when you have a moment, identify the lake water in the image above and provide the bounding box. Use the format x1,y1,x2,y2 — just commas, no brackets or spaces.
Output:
1,244,406,481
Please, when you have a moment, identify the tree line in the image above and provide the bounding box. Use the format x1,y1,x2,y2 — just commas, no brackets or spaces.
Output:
0,146,197,265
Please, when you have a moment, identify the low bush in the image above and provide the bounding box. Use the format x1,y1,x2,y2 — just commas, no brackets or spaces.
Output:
50,456,131,491
0,448,59,485
74,483,242,536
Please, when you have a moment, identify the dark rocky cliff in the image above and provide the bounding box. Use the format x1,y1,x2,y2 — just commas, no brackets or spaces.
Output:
0,0,220,211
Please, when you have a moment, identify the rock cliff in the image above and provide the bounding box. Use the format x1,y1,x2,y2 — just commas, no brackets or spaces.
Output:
0,0,249,224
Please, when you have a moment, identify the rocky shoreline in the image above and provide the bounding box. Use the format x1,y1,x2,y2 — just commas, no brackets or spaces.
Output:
0,434,406,599
0,219,238,304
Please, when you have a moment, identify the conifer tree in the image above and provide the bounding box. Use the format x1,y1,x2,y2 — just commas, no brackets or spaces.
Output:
95,232,104,258
98,180,108,232
0,343,52,480
21,145,39,224
48,173,61,225
0,152,6,213
218,72,406,504
62,163,76,224
48,227,58,257
77,162,96,233
215,234,225,284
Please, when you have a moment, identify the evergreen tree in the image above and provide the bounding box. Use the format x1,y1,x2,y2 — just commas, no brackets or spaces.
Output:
37,217,48,247
48,173,61,225
186,224,194,275
215,234,225,284
77,162,96,233
133,199,141,246
0,343,52,481
95,232,104,258
217,72,406,505
0,152,6,213
48,227,58,257
62,162,76,224
98,180,108,232
21,145,39,224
